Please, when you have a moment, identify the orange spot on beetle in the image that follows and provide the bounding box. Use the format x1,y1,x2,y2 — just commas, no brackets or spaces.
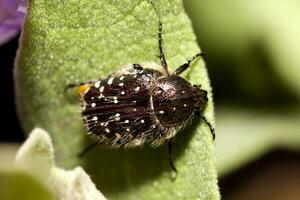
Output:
77,84,91,96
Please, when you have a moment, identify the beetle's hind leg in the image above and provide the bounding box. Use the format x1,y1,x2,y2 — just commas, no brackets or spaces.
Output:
168,140,177,173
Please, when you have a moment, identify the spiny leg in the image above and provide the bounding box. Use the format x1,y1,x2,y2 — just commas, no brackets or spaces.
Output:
173,53,203,76
158,21,170,76
168,140,177,173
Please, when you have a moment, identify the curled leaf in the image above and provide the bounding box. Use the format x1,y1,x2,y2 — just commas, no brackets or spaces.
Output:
15,128,55,182
13,128,106,199
51,167,107,200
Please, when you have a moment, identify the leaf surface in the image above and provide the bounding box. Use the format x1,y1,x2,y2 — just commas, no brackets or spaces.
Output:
15,0,219,199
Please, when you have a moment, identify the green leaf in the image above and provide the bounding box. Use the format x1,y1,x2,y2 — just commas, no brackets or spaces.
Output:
15,0,219,199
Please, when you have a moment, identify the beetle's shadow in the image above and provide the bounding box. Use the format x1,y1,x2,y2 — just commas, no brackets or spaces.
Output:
82,116,202,196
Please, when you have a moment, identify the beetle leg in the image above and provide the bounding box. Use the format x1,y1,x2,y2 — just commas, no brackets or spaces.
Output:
173,53,203,76
168,140,177,173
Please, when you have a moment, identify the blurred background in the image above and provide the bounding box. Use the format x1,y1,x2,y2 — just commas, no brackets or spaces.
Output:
1,0,300,199
184,1,300,199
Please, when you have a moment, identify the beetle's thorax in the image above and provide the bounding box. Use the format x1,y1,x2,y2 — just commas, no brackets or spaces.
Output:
150,75,208,127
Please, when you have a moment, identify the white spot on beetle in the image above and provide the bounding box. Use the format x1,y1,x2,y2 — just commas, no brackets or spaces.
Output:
119,83,124,87
94,81,101,88
105,128,110,133
115,113,120,117
121,91,125,95
119,76,125,81
113,97,118,104
125,120,129,123
135,86,140,92
126,128,130,132
184,104,187,107
91,103,96,107
159,110,164,114
141,119,145,123
108,77,114,85
92,116,98,121
99,86,104,93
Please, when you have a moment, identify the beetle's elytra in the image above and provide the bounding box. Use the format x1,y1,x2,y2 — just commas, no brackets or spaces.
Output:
68,22,215,172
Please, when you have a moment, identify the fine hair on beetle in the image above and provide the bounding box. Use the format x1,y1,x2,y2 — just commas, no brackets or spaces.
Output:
66,20,215,173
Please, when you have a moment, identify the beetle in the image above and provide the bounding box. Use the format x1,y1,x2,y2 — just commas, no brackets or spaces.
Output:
67,21,215,172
